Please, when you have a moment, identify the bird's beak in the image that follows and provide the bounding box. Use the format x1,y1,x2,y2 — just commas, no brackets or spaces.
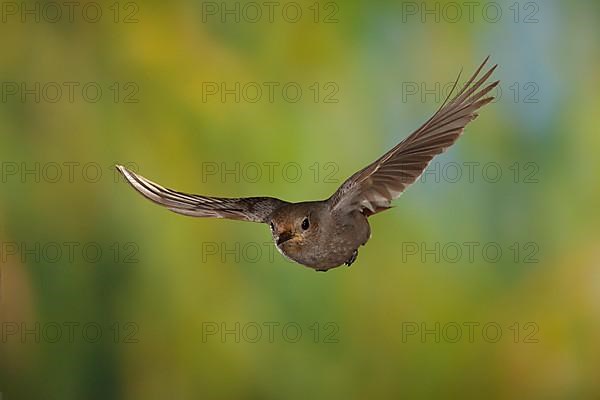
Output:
277,231,294,246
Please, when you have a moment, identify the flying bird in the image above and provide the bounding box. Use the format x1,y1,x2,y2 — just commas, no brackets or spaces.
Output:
117,57,498,271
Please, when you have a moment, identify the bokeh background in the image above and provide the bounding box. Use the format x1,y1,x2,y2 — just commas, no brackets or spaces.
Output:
1,0,599,399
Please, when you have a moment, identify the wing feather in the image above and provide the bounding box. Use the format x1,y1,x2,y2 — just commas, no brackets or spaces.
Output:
116,165,287,223
329,57,499,216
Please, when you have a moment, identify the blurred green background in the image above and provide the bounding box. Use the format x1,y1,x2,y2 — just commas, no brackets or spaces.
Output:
1,0,599,399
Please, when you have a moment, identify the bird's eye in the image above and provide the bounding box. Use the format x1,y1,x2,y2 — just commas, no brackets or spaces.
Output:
301,217,309,230
270,222,275,231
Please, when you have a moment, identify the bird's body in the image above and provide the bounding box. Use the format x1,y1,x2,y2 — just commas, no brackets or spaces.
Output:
269,201,370,270
117,57,499,271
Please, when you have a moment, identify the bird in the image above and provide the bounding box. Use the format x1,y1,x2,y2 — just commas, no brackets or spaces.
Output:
117,57,498,272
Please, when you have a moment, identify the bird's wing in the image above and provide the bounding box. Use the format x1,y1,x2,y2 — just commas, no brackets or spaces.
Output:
328,57,499,216
116,165,288,223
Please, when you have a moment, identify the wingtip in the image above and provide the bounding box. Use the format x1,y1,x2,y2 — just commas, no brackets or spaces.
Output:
115,164,133,182
115,164,127,176
480,55,497,72
479,55,490,69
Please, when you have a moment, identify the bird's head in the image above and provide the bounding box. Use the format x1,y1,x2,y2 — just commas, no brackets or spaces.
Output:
269,202,322,250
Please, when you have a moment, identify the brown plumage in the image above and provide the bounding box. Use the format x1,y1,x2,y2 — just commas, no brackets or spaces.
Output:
117,57,498,271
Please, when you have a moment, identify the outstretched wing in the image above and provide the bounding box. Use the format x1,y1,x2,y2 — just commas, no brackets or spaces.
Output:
328,56,499,216
116,165,288,223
